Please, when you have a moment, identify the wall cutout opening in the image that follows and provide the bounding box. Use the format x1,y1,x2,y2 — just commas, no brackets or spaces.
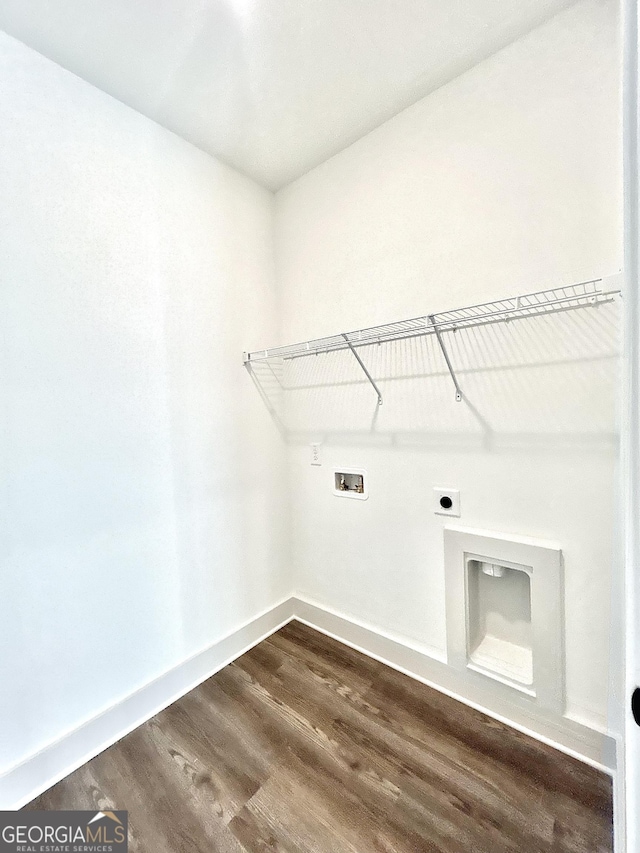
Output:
333,467,368,500
467,557,533,689
445,527,563,713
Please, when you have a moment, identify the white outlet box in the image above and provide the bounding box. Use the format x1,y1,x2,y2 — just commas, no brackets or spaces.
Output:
333,467,368,500
310,443,322,466
434,488,460,517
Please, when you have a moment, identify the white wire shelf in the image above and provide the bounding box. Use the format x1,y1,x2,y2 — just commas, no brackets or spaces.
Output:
243,278,621,406
243,279,620,364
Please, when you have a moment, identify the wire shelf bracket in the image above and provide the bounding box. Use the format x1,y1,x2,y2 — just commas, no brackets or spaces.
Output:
243,277,622,404
342,333,383,406
429,315,463,402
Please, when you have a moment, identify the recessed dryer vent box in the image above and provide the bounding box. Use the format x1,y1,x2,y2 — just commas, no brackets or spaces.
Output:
466,557,533,688
333,467,368,500
444,526,563,713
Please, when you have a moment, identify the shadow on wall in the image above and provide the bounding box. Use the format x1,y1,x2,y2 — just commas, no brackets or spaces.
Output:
246,300,620,453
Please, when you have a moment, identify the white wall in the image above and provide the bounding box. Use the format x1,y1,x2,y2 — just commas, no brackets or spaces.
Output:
274,0,621,743
0,31,288,778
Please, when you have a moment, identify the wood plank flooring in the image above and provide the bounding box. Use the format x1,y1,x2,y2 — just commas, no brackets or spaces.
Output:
26,620,613,852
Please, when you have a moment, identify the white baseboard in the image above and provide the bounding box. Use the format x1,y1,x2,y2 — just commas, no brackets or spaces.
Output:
292,595,617,775
1,593,617,811
0,597,295,810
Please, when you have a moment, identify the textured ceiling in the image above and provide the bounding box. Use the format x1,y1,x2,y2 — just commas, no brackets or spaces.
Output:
0,0,576,189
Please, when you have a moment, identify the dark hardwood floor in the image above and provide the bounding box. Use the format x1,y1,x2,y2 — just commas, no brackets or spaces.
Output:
26,620,613,852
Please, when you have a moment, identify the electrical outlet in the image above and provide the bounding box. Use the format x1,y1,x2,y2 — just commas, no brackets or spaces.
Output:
310,443,322,466
434,488,460,517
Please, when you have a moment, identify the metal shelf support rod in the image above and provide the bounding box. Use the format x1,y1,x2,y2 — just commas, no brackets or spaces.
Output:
429,316,463,402
342,334,383,406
